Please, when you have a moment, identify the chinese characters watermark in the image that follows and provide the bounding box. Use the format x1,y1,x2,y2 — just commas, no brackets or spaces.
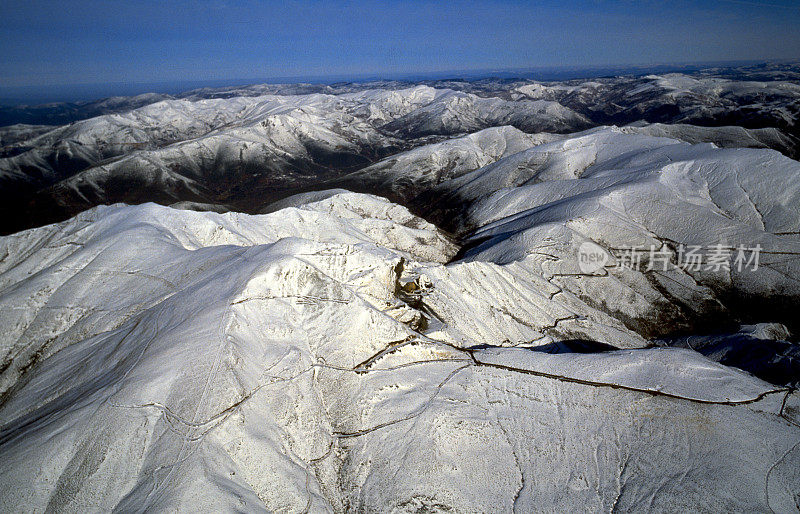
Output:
577,243,762,273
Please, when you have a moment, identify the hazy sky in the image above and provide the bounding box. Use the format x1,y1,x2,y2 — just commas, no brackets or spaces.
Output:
1,0,799,88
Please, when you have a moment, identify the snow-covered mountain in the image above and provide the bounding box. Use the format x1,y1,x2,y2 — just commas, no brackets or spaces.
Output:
1,64,800,512
327,126,562,202
3,65,800,236
0,195,797,511
3,66,800,234
511,72,800,139
423,127,800,338
0,85,592,234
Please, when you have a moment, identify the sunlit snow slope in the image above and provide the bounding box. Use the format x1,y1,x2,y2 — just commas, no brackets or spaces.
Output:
1,64,800,512
0,192,798,512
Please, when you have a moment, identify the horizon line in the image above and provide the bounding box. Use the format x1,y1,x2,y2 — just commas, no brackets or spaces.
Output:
1,58,796,107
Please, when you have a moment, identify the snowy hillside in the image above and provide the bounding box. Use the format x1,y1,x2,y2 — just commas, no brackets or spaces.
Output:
419,127,800,337
0,196,797,511
328,126,563,202
0,85,592,235
511,71,800,139
2,63,800,235
1,64,800,512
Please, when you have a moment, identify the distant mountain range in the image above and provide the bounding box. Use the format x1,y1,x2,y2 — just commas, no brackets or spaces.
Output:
1,62,799,236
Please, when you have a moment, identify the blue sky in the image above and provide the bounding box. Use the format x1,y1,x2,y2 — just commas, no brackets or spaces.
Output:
1,0,799,88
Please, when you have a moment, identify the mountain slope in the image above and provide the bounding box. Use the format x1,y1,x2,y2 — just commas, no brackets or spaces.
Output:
0,86,591,234
5,64,800,235
0,197,797,512
1,68,800,511
419,127,800,338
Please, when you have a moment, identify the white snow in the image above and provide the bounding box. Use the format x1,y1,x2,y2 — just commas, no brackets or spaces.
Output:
1,72,800,511
0,191,797,511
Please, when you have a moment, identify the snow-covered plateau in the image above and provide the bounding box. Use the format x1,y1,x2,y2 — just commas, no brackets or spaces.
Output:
1,64,799,512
